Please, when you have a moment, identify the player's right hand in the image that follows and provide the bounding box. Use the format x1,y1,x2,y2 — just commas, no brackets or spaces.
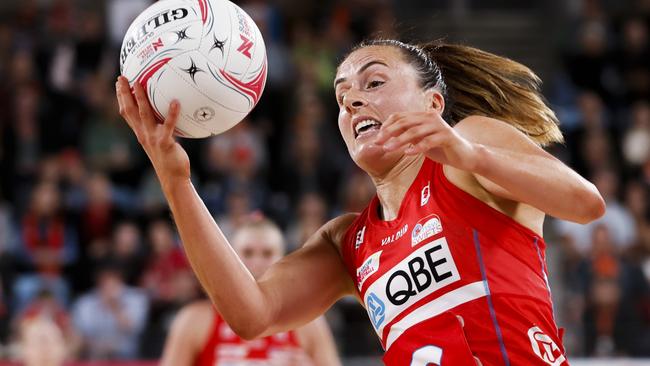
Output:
115,76,191,190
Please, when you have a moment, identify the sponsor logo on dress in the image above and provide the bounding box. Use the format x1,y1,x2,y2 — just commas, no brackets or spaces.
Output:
356,251,382,290
421,181,430,206
366,292,386,330
528,326,566,366
381,224,408,246
355,226,366,250
411,214,443,246
364,238,460,335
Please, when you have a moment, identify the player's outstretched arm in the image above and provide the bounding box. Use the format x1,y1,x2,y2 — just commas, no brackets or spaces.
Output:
115,77,355,340
375,112,605,224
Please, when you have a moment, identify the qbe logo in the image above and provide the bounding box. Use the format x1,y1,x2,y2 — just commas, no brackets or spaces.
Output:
528,326,566,366
364,238,460,335
366,292,386,330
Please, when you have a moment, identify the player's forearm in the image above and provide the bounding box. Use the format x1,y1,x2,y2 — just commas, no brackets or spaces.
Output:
473,144,605,223
162,179,272,338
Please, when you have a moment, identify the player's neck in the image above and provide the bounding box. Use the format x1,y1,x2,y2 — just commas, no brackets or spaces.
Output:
372,155,425,221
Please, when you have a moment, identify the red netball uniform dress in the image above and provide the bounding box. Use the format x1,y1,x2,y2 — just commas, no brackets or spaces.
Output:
342,158,569,366
194,310,307,366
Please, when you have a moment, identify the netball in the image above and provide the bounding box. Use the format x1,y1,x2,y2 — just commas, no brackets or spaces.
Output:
119,0,267,138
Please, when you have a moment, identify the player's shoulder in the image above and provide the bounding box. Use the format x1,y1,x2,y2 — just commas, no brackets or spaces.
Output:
301,213,360,256
174,300,216,329
166,300,215,353
320,213,360,253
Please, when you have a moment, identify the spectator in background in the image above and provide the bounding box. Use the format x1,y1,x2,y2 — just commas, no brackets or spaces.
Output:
337,171,375,214
556,168,636,259
622,101,650,167
286,192,328,252
564,20,617,102
0,198,12,342
579,224,650,356
214,189,253,240
72,262,148,360
139,218,199,358
79,172,117,246
614,17,650,102
565,92,620,177
109,221,145,286
140,219,191,304
15,289,80,358
12,181,77,312
624,180,650,284
81,73,141,186
207,120,268,213
18,316,67,366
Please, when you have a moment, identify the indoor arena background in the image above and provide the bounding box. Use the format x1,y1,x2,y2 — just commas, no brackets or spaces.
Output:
0,0,649,365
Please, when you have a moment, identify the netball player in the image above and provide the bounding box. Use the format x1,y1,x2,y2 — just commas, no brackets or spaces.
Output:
116,39,606,365
160,217,340,366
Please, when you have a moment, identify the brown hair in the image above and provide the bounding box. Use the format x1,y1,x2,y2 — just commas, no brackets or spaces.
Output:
350,40,564,146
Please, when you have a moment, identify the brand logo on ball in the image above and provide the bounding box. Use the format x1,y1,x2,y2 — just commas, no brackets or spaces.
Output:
357,251,382,290
366,292,386,330
528,326,566,366
364,238,459,335
120,7,189,67
194,107,216,122
237,34,254,59
235,7,252,38
411,214,443,246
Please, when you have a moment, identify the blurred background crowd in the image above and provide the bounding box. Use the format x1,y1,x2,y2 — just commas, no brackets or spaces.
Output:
0,0,648,363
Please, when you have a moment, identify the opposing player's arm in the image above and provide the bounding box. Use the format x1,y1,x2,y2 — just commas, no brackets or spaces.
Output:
296,316,343,366
160,302,213,366
448,115,605,224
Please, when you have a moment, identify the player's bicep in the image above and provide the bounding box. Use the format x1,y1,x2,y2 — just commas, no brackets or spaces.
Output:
453,115,552,199
258,216,356,336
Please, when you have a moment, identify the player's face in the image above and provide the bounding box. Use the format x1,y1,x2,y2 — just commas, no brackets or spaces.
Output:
233,228,284,279
335,46,431,174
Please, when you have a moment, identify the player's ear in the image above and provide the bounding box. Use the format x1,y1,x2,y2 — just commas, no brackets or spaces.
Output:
424,89,445,114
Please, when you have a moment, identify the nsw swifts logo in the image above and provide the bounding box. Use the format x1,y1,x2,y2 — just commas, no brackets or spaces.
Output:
411,214,443,246
528,326,566,366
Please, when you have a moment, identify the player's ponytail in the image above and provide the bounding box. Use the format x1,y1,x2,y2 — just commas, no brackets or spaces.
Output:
353,39,563,146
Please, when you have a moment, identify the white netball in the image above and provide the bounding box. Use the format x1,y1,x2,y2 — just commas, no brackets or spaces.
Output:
119,0,267,138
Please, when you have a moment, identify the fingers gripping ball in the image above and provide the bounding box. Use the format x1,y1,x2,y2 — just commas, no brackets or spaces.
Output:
120,0,267,138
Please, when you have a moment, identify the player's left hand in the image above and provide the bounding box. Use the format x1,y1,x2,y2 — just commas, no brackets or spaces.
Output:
374,111,481,172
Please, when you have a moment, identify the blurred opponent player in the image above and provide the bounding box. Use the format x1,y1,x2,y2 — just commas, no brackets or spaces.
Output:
160,216,341,366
